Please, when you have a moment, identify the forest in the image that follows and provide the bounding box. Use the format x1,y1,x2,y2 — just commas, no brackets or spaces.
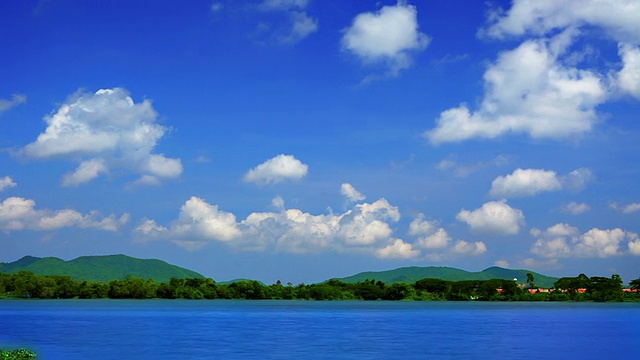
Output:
1,270,639,302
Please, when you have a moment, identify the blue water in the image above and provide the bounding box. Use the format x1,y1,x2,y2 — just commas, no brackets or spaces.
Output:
1,300,639,359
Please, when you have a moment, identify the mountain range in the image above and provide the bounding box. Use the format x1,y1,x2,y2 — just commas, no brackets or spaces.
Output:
1,255,559,287
338,266,558,288
0,255,203,283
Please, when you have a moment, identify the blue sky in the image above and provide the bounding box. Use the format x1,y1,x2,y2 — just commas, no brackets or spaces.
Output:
1,0,640,284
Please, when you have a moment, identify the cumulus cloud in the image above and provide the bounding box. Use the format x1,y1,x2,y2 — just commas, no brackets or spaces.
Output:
0,196,129,232
342,1,430,79
376,238,420,259
407,214,485,258
244,154,308,185
561,201,590,215
456,201,525,235
20,88,182,186
481,0,640,42
135,189,409,257
452,240,487,256
629,239,640,255
425,0,640,144
617,44,640,99
415,228,451,249
489,167,593,198
489,168,562,198
0,94,26,113
0,176,17,192
530,223,639,258
408,215,450,249
425,38,607,144
340,183,366,202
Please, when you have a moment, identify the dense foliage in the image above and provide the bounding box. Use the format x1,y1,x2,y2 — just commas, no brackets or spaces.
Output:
0,349,36,360
1,270,638,302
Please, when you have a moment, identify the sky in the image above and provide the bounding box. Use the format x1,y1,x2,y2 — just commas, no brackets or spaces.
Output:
1,0,640,285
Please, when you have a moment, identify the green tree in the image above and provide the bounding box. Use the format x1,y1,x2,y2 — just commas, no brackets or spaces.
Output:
526,273,536,289
12,271,37,298
414,278,450,294
588,275,623,302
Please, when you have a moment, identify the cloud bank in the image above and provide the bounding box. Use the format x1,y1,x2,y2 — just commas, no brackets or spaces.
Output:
135,186,487,260
531,223,640,258
0,196,129,232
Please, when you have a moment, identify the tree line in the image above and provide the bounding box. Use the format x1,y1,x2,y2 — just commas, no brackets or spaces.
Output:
1,270,639,302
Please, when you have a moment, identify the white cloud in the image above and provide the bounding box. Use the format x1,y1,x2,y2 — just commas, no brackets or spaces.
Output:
425,38,607,144
138,189,408,257
561,201,590,215
427,0,640,144
0,176,17,192
489,167,593,198
561,167,594,192
610,202,640,214
258,0,317,44
62,158,108,187
408,214,452,250
133,218,168,238
494,259,510,268
376,238,420,259
416,228,451,249
340,183,366,202
452,240,487,256
0,94,26,113
0,196,128,232
244,154,308,185
438,154,510,178
342,1,430,79
629,239,640,255
337,199,400,246
408,214,436,237
170,196,242,242
617,44,640,99
482,0,640,42
283,11,318,43
575,228,629,258
489,168,562,198
261,0,308,10
456,201,525,235
21,88,182,186
407,213,485,259
530,223,639,258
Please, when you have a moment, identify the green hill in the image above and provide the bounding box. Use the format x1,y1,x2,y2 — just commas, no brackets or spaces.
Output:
0,254,204,283
339,266,559,288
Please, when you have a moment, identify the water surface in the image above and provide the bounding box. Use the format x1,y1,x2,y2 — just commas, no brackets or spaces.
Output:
1,300,638,359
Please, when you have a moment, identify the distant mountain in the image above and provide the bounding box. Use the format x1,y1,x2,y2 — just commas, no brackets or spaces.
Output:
0,254,204,283
339,266,559,288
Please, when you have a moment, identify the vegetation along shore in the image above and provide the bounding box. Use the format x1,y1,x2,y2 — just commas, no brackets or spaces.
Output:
1,270,639,302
